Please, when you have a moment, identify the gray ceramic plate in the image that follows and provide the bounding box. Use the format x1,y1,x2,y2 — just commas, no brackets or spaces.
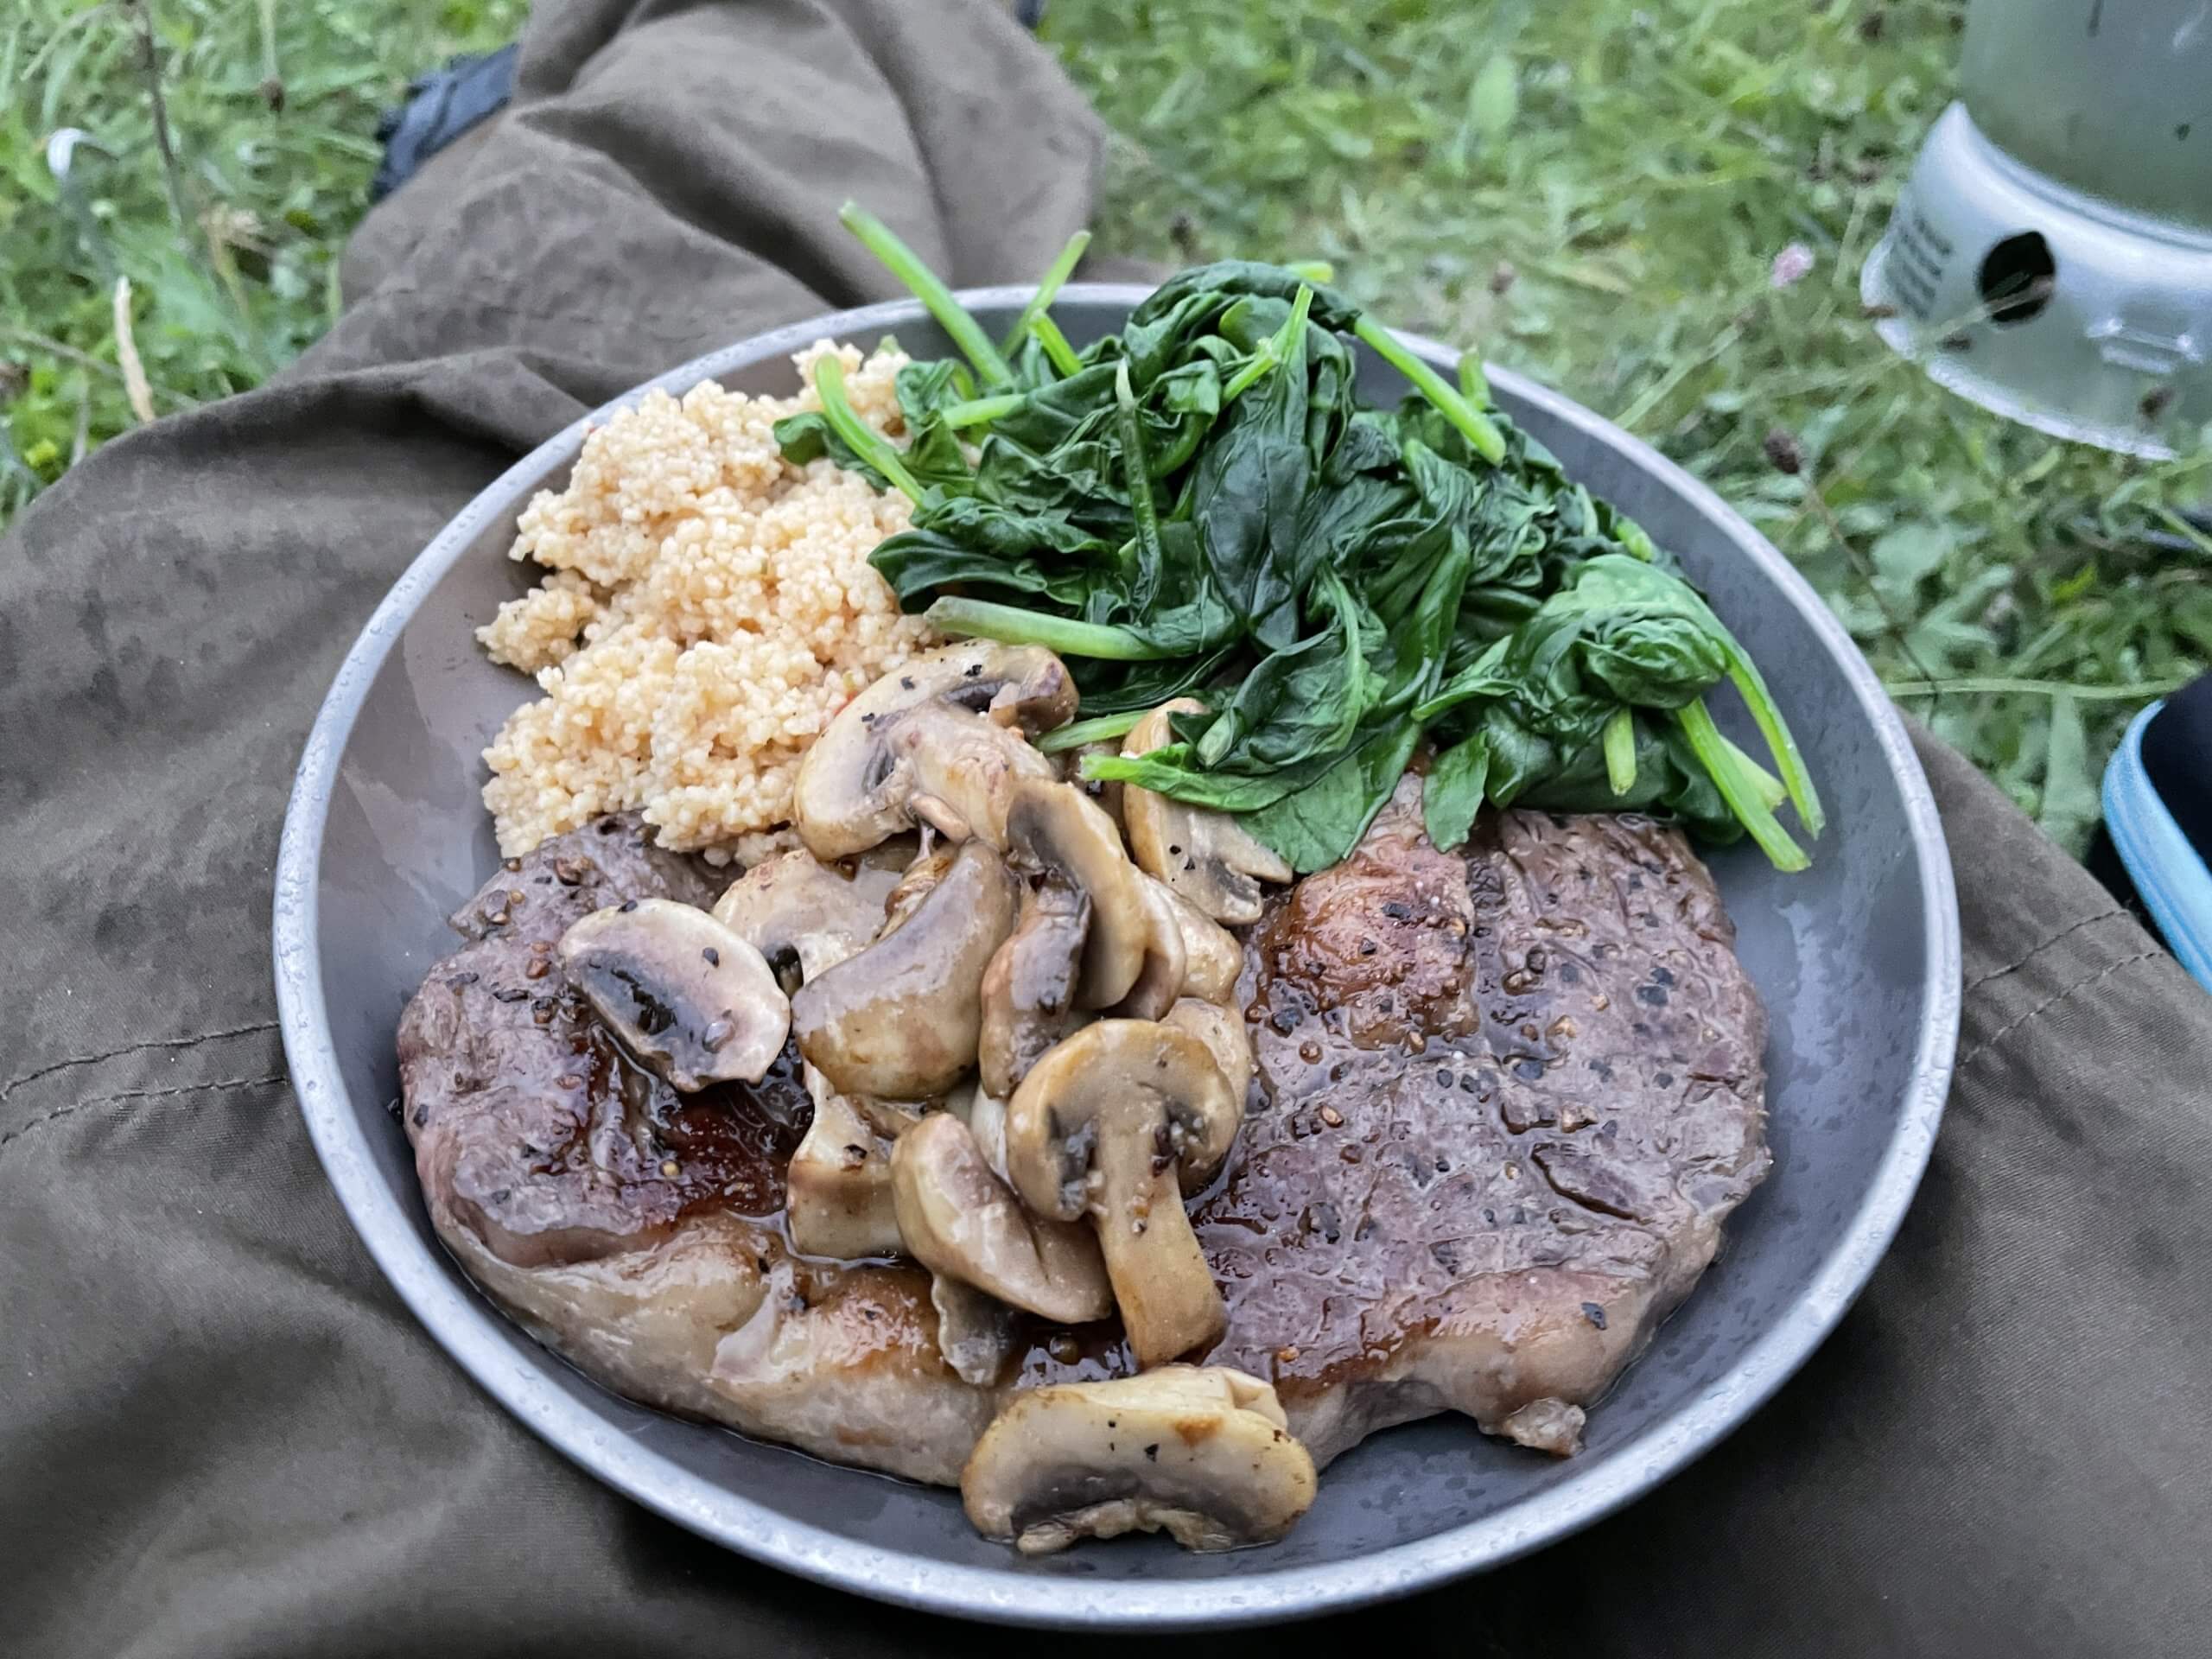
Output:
273,287,1960,1630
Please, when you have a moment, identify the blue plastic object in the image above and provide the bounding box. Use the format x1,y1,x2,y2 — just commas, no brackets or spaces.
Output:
2103,701,2212,991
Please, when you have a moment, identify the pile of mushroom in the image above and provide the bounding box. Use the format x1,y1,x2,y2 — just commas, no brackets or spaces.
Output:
550,641,1315,1552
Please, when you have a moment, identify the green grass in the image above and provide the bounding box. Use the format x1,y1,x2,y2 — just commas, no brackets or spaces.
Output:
5,0,2209,849
0,0,525,502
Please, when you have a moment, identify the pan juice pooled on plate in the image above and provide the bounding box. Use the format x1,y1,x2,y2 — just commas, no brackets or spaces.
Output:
402,208,1816,1557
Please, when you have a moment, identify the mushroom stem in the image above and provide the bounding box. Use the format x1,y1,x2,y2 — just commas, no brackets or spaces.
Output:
1091,1121,1227,1367
1004,1020,1241,1371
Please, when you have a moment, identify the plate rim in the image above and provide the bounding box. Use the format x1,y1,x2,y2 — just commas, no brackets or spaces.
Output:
272,283,1961,1630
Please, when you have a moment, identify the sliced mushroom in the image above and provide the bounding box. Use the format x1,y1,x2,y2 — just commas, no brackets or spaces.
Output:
1003,1020,1239,1368
785,1068,902,1259
1156,881,1243,1005
1108,873,1187,1020
710,847,905,988
558,899,788,1090
1161,997,1255,1106
964,1084,1011,1183
961,1366,1317,1554
931,1275,1020,1388
791,841,1018,1099
879,843,955,938
1004,779,1147,1010
1067,738,1126,833
792,644,1077,859
849,1095,928,1140
893,701,1059,847
891,1112,1113,1324
978,878,1090,1099
1121,700,1293,925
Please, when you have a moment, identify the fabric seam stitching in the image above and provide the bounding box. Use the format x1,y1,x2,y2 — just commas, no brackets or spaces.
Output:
0,1020,280,1103
1960,906,2129,995
0,1073,287,1158
1956,948,2168,1071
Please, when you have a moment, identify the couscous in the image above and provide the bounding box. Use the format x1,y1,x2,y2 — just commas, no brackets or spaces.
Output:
479,341,936,858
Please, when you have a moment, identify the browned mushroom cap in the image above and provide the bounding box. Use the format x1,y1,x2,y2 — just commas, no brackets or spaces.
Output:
791,841,1018,1099
977,877,1090,1100
1107,873,1187,1020
1155,881,1243,1005
1003,779,1147,1011
960,1366,1317,1554
710,847,905,988
1120,700,1293,925
792,644,1076,858
558,899,788,1090
1002,1020,1239,1368
891,1112,1112,1324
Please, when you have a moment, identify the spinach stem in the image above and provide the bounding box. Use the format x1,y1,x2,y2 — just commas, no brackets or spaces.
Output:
1036,709,1144,753
812,355,921,502
924,596,1170,660
1457,349,1491,406
838,200,1014,387
1001,229,1092,355
1353,314,1507,464
1602,708,1637,795
1028,312,1084,378
1720,734,1787,810
1676,699,1808,871
1275,283,1315,364
1615,517,1659,561
1223,285,1314,402
1115,359,1168,575
1724,652,1826,834
1222,340,1281,401
940,391,1025,429
1284,259,1336,283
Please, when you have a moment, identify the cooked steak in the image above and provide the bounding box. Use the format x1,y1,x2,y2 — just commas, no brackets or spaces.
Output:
1193,775,1770,1461
397,815,999,1483
398,787,1769,1481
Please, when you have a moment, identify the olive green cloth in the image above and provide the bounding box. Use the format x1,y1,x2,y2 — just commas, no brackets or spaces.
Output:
3,3,2207,1654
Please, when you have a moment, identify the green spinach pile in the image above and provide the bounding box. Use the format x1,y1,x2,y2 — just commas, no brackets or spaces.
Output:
778,204,1823,874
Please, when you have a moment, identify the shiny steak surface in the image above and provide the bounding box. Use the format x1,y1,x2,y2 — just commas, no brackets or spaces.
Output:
397,815,998,1484
1194,775,1770,1460
398,791,1769,1483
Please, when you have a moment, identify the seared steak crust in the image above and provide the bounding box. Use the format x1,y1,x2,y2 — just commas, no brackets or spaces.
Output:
398,816,995,1484
1196,777,1770,1460
398,791,1768,1481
